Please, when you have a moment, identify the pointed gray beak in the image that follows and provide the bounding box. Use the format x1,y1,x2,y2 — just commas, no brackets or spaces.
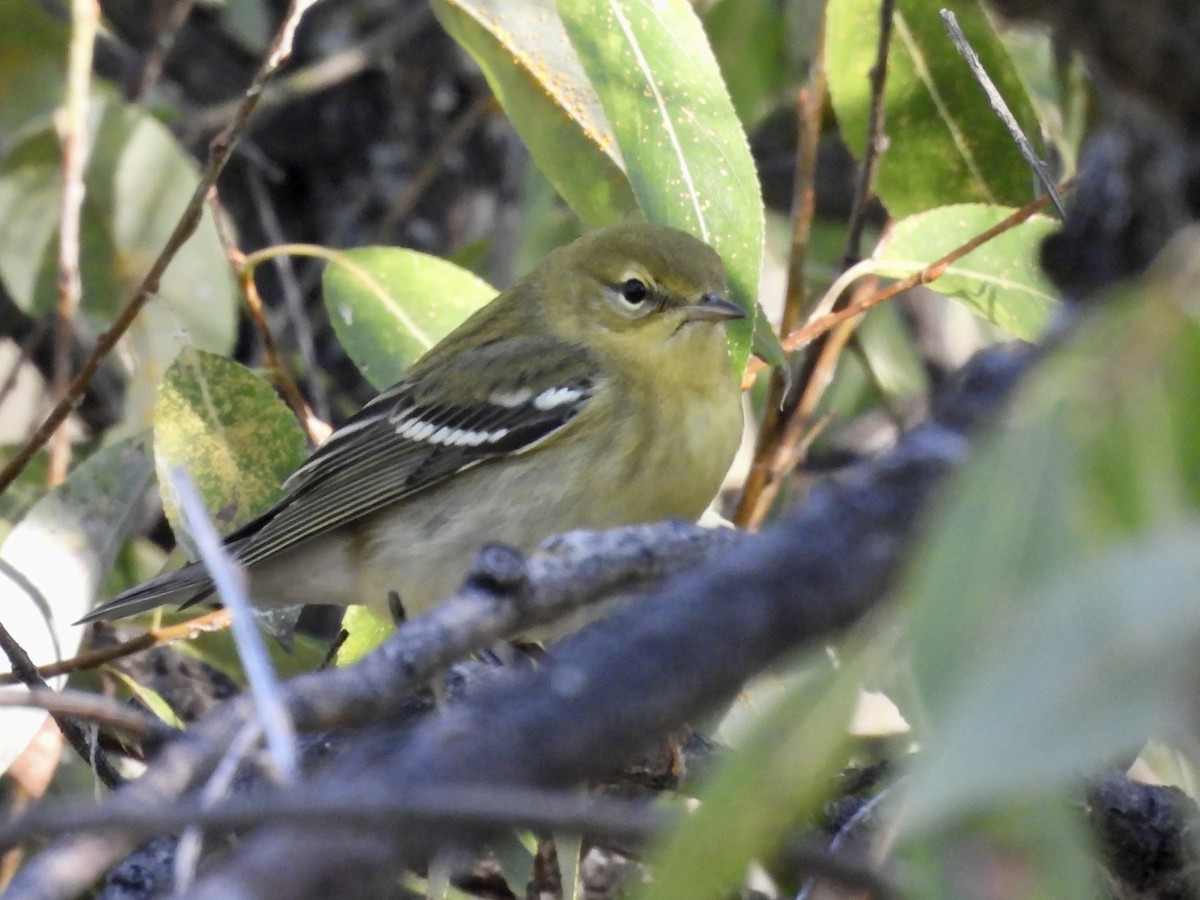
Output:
682,293,746,323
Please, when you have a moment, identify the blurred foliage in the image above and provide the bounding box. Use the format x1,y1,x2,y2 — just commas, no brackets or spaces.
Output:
0,0,1194,897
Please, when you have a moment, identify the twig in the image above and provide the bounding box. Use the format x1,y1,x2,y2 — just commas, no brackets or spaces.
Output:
0,610,231,686
741,186,1066,386
767,304,864,489
843,0,896,268
0,687,172,741
738,0,892,526
207,189,321,443
0,619,123,789
49,0,98,487
174,720,263,892
0,0,324,499
0,782,665,852
735,17,827,529
940,9,1066,219
169,467,298,783
0,523,738,896
244,167,329,422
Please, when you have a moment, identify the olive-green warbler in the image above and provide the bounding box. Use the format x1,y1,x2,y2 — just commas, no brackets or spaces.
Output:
80,223,745,625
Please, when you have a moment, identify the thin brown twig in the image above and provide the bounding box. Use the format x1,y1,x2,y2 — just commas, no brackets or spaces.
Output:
49,0,99,487
0,687,173,740
843,0,896,268
0,610,231,686
0,0,323,499
768,284,872,485
739,0,893,527
734,21,827,529
741,187,1065,388
245,166,328,421
0,618,123,788
207,189,322,444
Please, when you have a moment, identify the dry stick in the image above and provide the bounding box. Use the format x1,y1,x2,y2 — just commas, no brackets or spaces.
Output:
768,288,870,488
0,610,231,686
1,783,666,852
734,18,827,529
739,0,894,527
208,189,321,443
940,9,1066,219
0,619,122,789
0,688,171,741
0,0,323,500
843,0,896,269
244,167,329,421
49,0,98,488
3,523,738,897
741,188,1064,387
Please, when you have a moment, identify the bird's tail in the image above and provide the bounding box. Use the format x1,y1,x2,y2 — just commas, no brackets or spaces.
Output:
76,562,214,624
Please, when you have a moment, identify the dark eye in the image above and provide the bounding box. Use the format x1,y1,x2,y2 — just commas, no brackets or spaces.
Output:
619,279,649,305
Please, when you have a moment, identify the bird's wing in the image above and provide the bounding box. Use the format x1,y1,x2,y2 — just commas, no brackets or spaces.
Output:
226,334,601,568
76,335,601,623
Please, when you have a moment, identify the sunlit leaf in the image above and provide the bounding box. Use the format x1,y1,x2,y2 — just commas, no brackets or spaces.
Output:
827,0,1041,216
154,349,307,555
430,0,638,225
0,437,154,773
559,0,764,369
871,203,1059,339
321,247,498,389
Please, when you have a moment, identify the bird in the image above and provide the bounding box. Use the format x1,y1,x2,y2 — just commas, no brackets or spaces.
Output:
79,222,746,628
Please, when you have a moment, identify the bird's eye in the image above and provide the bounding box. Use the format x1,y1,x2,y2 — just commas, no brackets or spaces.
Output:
619,279,649,305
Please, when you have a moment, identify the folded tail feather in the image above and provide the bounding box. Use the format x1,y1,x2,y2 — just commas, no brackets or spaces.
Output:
76,561,215,624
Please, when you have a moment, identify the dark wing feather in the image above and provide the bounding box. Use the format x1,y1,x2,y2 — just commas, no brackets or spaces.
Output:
227,334,601,568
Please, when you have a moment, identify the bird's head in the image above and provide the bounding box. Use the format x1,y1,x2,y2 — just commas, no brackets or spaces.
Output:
540,223,746,363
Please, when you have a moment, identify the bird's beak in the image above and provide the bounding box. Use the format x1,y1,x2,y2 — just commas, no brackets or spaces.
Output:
682,293,746,323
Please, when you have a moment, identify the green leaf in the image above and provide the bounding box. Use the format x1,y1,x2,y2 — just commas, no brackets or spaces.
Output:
0,0,67,142
637,646,871,900
896,234,1200,832
559,0,764,370
870,203,1059,340
903,525,1200,832
429,0,638,225
336,606,394,666
163,610,331,683
153,349,308,556
0,436,155,774
702,0,786,129
108,668,186,731
826,0,1042,216
320,247,498,390
750,306,786,369
903,799,1099,897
